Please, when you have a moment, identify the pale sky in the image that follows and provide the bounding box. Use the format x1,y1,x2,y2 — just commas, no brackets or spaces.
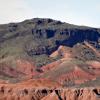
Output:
0,0,100,28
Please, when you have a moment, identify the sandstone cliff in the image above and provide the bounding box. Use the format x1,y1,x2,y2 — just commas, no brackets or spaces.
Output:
0,80,100,100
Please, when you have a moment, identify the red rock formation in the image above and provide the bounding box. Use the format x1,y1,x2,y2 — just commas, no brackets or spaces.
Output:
87,61,100,76
41,91,59,100
0,79,61,100
42,59,64,72
0,59,39,80
50,45,72,59
58,66,95,84
0,63,24,78
16,59,36,75
15,59,41,79
87,61,100,69
42,45,73,72
0,81,99,100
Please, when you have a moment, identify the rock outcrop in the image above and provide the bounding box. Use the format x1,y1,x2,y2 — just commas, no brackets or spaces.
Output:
0,80,100,100
0,18,100,100
0,18,100,57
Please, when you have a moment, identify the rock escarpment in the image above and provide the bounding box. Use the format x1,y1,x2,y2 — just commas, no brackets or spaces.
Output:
0,18,100,69
0,83,100,100
0,18,100,100
0,18,100,57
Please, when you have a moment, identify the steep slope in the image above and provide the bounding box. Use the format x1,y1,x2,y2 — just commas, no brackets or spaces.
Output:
0,18,100,86
0,18,100,66
0,80,99,100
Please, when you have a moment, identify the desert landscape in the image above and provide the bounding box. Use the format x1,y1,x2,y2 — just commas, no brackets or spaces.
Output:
0,18,100,99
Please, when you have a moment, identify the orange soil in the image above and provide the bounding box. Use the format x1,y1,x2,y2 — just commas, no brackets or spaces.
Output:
0,79,61,89
16,59,40,79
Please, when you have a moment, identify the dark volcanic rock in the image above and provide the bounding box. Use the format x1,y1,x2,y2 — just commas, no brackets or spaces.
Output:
0,18,100,56
0,18,100,72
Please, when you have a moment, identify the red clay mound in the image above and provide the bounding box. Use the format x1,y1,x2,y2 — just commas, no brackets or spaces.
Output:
42,45,73,72
16,59,40,79
0,59,40,81
87,61,100,69
16,59,36,75
42,58,67,72
87,61,100,76
58,66,95,84
0,63,24,78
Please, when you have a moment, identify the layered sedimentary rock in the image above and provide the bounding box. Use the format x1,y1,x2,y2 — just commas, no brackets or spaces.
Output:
0,18,100,100
0,80,100,100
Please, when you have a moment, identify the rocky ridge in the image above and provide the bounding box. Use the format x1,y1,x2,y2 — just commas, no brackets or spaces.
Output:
0,80,100,100
0,18,100,99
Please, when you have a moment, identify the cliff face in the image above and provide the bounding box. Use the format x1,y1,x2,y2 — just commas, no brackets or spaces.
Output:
0,84,100,100
27,25,100,55
0,18,100,67
0,18,100,57
0,79,100,100
42,88,100,100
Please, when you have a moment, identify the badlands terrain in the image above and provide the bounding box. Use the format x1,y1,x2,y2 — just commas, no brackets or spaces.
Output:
0,18,100,99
